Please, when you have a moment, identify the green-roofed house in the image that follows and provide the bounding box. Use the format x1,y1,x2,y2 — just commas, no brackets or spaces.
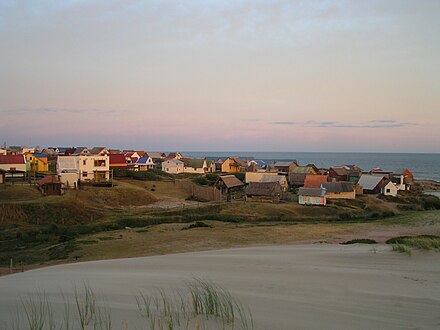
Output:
183,158,208,174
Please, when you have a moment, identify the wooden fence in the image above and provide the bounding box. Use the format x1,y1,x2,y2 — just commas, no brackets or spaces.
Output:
175,180,222,202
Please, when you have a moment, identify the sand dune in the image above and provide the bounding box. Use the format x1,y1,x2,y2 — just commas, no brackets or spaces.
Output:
1,244,439,329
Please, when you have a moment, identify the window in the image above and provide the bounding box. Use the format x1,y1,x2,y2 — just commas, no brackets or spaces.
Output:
82,172,87,177
94,159,106,167
83,160,86,165
386,189,390,193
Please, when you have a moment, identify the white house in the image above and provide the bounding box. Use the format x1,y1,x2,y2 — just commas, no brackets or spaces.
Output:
0,148,6,155
57,155,110,186
183,159,207,174
381,180,398,197
162,159,184,174
133,156,155,171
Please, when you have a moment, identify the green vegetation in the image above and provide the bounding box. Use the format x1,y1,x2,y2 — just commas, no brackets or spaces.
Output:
386,235,440,251
341,239,377,245
181,221,212,230
5,280,253,330
192,173,219,186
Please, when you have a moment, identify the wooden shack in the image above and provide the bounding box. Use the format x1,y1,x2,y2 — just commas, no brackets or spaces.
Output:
245,182,282,203
37,175,62,196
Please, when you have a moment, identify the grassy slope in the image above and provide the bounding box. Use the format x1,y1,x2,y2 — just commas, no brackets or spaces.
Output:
1,179,439,269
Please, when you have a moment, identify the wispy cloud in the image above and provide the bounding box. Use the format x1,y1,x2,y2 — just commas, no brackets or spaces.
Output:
2,108,126,114
272,120,418,128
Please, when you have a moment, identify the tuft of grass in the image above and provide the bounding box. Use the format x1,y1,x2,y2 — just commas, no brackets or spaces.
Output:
181,221,212,231
77,239,99,245
392,244,411,254
386,235,440,250
340,238,377,245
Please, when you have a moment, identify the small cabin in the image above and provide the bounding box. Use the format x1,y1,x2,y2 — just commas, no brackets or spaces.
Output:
297,187,327,206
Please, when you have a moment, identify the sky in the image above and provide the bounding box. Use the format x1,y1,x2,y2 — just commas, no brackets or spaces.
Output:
0,0,439,153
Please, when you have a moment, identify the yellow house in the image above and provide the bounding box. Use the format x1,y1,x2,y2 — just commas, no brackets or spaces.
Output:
25,153,49,172
221,157,246,173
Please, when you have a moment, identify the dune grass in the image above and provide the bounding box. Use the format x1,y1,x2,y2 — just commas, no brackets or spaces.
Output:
3,279,253,330
386,235,440,252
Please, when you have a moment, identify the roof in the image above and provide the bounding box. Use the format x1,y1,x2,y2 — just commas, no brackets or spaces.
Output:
289,173,307,185
273,161,297,167
136,156,152,164
89,147,107,155
290,166,313,174
33,153,47,159
73,147,88,155
330,165,362,176
357,174,385,190
109,153,127,165
260,175,287,185
37,175,60,186
0,155,25,164
183,159,205,168
246,182,281,196
321,182,354,193
298,187,327,197
164,159,184,165
146,152,165,159
304,175,329,188
217,175,244,189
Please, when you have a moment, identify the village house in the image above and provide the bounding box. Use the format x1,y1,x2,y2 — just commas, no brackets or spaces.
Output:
108,154,128,169
247,160,267,172
221,157,246,173
357,174,386,194
381,180,398,197
214,175,245,200
37,175,62,196
321,182,356,199
89,147,109,155
56,156,79,189
0,155,27,180
328,165,362,183
161,159,184,174
289,166,318,187
133,156,155,171
146,152,166,161
269,161,297,174
245,172,289,192
245,182,282,203
183,159,208,174
57,155,111,186
165,152,183,160
73,147,90,156
25,153,49,172
303,174,330,188
297,187,327,206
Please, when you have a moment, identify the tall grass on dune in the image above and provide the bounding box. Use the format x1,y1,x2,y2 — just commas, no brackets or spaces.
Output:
3,279,253,330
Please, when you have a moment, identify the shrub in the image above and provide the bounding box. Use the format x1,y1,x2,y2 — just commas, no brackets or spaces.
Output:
182,221,211,230
341,239,377,245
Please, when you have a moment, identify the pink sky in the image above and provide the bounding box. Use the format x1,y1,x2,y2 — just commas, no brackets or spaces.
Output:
1,1,439,152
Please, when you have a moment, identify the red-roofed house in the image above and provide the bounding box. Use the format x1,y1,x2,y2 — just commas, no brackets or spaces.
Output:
304,175,330,188
0,155,26,172
109,154,128,168
37,175,62,196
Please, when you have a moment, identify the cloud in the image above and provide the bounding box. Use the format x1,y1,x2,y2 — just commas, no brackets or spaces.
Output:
2,108,126,115
271,120,418,128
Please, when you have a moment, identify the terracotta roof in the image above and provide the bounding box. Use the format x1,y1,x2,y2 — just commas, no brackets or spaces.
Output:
217,175,244,189
298,187,327,197
321,182,354,193
246,182,281,196
109,154,127,165
304,175,329,188
37,175,60,186
0,155,25,164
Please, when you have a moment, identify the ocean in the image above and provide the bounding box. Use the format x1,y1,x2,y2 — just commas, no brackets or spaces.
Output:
182,152,440,182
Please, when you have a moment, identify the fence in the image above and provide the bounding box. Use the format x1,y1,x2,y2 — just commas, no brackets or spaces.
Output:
175,180,222,202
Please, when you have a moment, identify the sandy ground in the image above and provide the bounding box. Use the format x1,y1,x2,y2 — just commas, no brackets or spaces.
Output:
0,244,439,329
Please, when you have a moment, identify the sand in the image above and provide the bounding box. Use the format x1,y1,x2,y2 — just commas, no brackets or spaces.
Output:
1,244,439,329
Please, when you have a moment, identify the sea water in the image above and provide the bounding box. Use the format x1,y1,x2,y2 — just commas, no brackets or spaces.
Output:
183,152,440,182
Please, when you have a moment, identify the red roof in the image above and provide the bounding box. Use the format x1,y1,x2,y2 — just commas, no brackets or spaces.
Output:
304,175,330,188
109,154,127,166
37,175,59,186
0,155,25,164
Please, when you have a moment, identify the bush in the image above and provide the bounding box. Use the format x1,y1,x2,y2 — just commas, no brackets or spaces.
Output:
419,195,440,210
341,239,377,245
182,221,212,230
